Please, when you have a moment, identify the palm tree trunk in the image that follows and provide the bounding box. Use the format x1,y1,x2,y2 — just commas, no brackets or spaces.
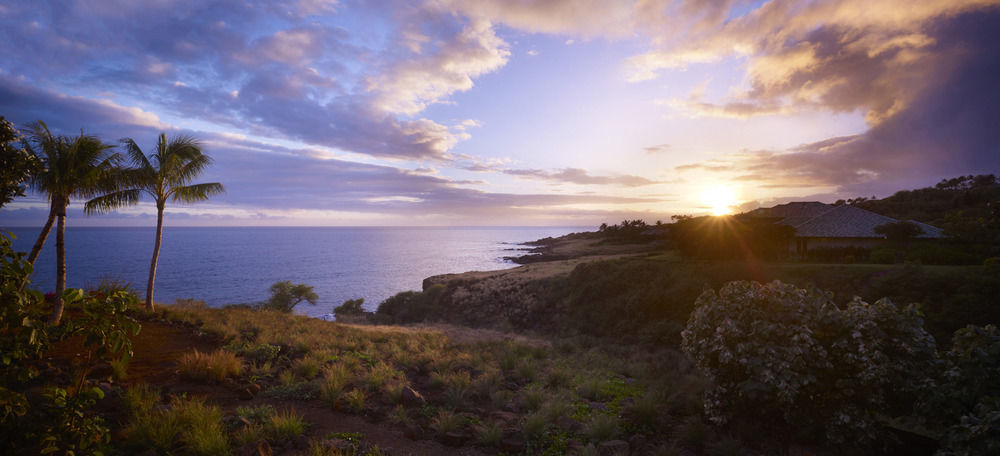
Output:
18,204,57,292
27,207,56,266
50,211,67,325
145,202,165,311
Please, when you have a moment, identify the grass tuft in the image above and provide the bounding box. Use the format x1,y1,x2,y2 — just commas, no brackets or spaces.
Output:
179,349,242,383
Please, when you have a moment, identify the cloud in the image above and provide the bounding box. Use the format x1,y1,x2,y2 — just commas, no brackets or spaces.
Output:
366,16,510,116
0,73,166,136
503,168,658,187
0,1,515,161
432,0,634,37
671,8,1000,197
643,143,670,154
630,0,999,125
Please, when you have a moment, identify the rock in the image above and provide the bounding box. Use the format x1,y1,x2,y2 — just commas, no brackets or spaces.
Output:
599,440,630,456
400,386,426,407
565,439,585,455
237,387,255,400
500,429,525,453
489,410,519,424
234,440,272,456
556,415,582,432
321,438,354,451
440,430,468,447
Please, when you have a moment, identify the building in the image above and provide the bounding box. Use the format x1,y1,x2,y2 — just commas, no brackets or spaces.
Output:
744,202,945,255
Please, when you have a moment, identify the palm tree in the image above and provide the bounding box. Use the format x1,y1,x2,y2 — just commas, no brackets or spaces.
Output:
23,121,118,324
86,133,224,311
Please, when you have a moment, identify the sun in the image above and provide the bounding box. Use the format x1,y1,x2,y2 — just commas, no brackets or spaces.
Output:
702,185,738,216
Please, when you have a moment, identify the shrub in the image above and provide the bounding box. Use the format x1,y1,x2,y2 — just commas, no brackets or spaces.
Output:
373,284,446,324
334,298,366,317
681,280,940,446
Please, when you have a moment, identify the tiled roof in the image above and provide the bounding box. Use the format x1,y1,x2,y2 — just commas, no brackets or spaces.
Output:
744,202,946,239
792,205,898,238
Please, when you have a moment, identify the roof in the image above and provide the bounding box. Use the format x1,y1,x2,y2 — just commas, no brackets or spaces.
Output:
744,202,946,239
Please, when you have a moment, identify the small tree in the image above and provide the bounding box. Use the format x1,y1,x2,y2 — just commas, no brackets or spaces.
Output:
0,117,39,210
261,281,318,313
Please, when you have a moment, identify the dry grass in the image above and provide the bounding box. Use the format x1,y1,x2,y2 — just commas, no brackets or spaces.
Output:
178,349,242,383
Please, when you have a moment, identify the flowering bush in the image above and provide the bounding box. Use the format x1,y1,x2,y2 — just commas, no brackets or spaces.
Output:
681,280,940,446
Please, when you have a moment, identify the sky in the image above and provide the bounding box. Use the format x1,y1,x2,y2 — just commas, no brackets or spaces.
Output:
0,0,998,227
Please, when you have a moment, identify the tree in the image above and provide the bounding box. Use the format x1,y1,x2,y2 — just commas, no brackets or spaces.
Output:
874,220,924,243
261,281,318,313
85,133,224,310
0,117,39,210
22,121,118,324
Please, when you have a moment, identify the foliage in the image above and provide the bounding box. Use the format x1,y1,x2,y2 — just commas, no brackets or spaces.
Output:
670,215,795,260
0,117,39,209
1,232,141,453
853,174,1000,258
937,398,1000,456
681,280,940,447
334,298,366,317
928,325,1000,425
598,219,656,243
63,288,141,372
260,281,319,313
0,232,49,445
874,220,924,242
374,284,446,324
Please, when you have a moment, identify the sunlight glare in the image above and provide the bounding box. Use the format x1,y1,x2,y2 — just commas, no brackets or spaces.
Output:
702,185,738,216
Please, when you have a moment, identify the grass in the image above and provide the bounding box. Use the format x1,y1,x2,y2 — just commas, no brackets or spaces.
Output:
584,413,620,442
475,420,503,446
125,394,228,455
266,408,308,442
157,301,708,452
342,389,367,414
178,349,242,383
429,410,467,434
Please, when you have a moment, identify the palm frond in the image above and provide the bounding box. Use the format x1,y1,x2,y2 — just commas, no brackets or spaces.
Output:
84,189,143,214
120,137,153,171
171,182,224,203
170,152,213,186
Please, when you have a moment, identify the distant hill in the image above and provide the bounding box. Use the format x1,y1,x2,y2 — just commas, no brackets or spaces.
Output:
844,174,1000,257
843,174,1000,226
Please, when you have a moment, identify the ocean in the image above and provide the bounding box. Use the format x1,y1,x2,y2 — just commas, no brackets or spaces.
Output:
4,226,585,319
